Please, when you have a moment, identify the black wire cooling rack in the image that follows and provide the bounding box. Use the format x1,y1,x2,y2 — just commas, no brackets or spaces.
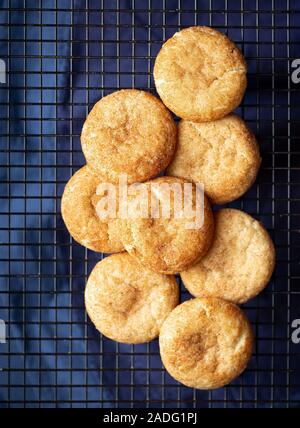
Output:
0,0,300,408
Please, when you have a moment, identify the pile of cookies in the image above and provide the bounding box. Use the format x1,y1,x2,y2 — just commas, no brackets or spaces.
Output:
61,27,275,390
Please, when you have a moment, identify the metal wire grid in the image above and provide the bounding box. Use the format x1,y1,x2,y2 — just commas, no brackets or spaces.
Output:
0,0,300,408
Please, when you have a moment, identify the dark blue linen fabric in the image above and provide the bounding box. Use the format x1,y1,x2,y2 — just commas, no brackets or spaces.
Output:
0,0,299,408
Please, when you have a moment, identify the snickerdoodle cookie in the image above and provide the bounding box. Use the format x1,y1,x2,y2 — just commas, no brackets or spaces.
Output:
81,89,177,184
113,176,214,274
154,26,247,122
159,297,254,389
85,253,179,344
181,209,275,304
167,114,261,204
61,166,124,253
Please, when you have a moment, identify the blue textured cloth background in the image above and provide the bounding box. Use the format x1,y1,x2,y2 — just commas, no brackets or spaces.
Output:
0,0,300,408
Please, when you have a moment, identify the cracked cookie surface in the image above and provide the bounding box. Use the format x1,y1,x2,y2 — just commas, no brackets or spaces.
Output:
159,297,254,389
167,114,261,204
181,209,276,304
61,166,124,253
85,253,179,344
112,176,214,274
154,26,247,121
81,89,177,184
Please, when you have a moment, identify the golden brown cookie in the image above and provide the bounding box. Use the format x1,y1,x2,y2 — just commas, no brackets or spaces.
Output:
61,166,124,253
112,176,214,274
167,114,261,205
181,209,276,304
159,297,254,389
154,26,247,122
85,253,180,344
81,89,177,184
